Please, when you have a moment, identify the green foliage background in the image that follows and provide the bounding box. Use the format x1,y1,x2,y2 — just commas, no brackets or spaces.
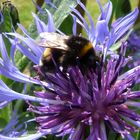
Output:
10,0,138,30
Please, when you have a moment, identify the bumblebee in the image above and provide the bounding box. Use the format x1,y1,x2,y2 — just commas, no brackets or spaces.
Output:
38,32,100,72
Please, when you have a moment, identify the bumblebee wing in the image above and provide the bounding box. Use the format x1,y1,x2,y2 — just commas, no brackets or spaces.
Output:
38,32,69,51
38,40,68,51
39,32,69,40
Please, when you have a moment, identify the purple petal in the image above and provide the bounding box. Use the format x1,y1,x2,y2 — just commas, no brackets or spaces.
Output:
0,101,10,109
118,65,140,80
10,39,17,64
71,14,88,34
0,12,4,24
126,91,140,100
0,34,10,64
0,34,40,84
95,20,109,44
0,56,40,85
125,101,140,108
45,9,55,32
32,10,55,33
97,1,112,24
77,0,95,35
96,0,104,17
17,24,31,38
8,37,39,65
72,15,77,35
32,13,49,33
71,7,89,32
16,42,40,64
104,1,112,24
32,0,44,14
0,80,65,105
45,0,57,9
0,132,47,140
6,32,43,64
108,8,139,48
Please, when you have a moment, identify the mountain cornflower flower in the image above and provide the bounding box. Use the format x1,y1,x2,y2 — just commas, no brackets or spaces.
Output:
28,42,140,140
0,0,139,140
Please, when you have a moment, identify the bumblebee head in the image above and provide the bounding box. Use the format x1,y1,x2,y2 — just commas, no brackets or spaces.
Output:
65,36,95,57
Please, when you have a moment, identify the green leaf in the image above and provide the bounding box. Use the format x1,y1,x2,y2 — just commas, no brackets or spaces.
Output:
136,130,140,140
136,133,140,140
116,0,131,19
59,15,73,35
0,9,12,33
53,0,77,28
9,3,20,30
29,0,77,37
14,51,32,72
0,1,20,32
110,0,131,20
0,104,12,129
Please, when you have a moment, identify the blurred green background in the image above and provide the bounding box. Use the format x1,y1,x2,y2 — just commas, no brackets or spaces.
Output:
1,0,138,30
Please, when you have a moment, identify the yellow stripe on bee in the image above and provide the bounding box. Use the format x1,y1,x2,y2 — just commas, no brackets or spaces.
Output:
43,48,51,59
79,42,93,57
